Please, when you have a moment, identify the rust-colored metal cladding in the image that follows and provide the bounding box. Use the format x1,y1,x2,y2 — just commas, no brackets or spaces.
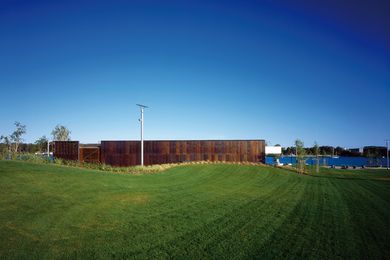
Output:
101,140,265,167
53,141,79,161
100,141,140,167
79,147,100,163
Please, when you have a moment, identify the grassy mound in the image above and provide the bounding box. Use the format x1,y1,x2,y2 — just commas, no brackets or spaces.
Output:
0,161,389,259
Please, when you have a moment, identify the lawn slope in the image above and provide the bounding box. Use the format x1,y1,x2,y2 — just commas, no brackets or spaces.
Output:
0,161,389,259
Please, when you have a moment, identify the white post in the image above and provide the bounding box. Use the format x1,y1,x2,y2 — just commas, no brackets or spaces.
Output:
47,139,50,157
137,104,148,166
140,107,144,166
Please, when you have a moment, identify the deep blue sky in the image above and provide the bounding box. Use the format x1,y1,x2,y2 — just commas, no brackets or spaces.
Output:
0,0,389,147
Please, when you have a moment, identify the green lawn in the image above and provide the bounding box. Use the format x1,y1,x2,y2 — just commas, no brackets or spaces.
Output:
0,161,389,259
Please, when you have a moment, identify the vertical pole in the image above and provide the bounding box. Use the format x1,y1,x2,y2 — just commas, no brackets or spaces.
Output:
386,140,389,170
137,104,148,166
140,107,144,166
47,139,50,157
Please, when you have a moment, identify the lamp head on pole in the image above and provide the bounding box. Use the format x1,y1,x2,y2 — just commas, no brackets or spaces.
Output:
136,104,149,109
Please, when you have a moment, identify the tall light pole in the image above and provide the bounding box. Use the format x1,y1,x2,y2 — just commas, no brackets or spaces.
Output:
47,138,50,158
137,104,148,166
386,139,389,170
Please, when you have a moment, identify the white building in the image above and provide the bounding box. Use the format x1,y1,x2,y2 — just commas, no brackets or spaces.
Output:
265,146,282,155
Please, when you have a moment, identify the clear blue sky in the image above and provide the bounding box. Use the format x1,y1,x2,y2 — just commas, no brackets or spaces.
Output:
0,0,389,148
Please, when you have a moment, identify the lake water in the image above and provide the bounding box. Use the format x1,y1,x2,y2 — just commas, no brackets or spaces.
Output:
265,156,389,167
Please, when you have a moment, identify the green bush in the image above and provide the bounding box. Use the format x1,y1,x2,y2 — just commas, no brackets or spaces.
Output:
16,153,52,164
50,158,175,174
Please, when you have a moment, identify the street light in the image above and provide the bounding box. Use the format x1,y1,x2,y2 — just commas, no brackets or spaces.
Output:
136,104,148,166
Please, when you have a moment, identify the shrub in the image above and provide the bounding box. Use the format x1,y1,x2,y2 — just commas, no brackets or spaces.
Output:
16,153,52,164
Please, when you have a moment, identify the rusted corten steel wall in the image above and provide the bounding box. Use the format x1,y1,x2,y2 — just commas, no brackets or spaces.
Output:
53,141,79,161
79,147,100,163
100,140,265,167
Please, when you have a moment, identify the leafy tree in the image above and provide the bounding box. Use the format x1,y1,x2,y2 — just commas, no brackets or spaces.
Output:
0,143,6,158
363,146,386,157
365,147,383,166
314,141,320,173
334,146,345,156
10,122,26,154
19,143,39,153
51,125,71,141
319,146,333,156
295,139,306,174
35,136,48,152
0,135,11,158
283,146,294,155
1,122,27,157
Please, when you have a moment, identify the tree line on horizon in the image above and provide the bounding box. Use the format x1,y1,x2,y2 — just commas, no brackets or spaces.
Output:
0,122,71,158
281,145,387,158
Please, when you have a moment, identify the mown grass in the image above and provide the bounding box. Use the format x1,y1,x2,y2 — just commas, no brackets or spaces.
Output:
0,161,389,259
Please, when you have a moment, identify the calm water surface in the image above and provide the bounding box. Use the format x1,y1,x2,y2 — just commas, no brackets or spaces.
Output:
265,156,389,167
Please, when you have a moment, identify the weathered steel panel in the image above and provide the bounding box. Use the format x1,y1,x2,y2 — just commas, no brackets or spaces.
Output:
79,147,100,163
53,141,79,161
100,140,265,167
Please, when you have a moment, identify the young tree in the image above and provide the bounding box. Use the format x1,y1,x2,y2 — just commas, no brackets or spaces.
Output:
51,125,71,141
11,122,27,154
35,136,48,152
295,139,306,174
1,122,27,157
314,141,320,173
